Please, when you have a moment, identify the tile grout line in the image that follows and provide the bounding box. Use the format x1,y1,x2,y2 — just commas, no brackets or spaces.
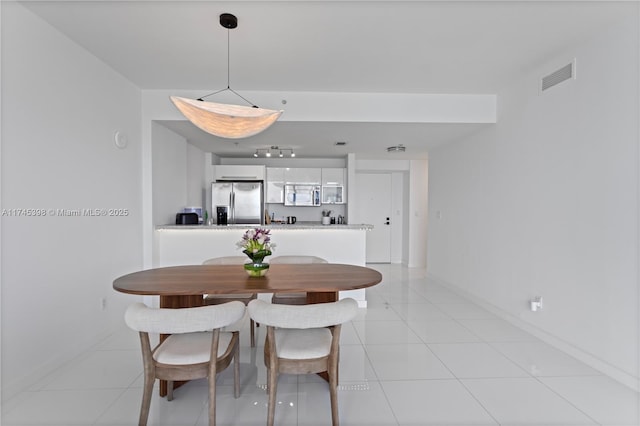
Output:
351,314,402,426
425,276,605,426
439,290,604,426
386,283,501,426
433,291,603,426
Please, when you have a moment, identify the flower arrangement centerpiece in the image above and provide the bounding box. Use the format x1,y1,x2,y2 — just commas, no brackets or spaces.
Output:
237,228,275,277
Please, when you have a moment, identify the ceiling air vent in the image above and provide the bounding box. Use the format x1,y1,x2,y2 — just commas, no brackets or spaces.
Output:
387,144,406,153
541,60,575,92
334,141,348,146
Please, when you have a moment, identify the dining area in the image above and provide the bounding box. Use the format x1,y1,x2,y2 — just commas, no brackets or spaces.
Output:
113,244,383,426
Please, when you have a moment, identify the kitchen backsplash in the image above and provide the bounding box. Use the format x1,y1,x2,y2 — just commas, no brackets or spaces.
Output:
266,203,346,223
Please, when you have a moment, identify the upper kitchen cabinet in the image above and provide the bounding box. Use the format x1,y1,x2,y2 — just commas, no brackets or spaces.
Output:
266,167,286,203
321,168,346,204
284,168,321,184
214,165,265,181
266,167,322,204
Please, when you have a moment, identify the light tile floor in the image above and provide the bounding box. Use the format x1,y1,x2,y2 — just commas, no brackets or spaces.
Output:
2,264,639,425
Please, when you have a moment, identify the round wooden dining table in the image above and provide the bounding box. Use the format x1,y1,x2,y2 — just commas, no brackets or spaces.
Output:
113,262,382,307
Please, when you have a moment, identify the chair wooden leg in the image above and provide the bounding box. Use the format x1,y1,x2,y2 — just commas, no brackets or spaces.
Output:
167,380,174,401
209,329,220,426
234,337,240,398
137,331,155,426
250,319,256,347
329,367,339,426
329,350,340,426
139,373,154,426
208,372,216,426
267,367,278,426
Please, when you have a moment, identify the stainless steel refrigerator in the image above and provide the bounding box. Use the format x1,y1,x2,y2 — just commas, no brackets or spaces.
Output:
211,181,264,225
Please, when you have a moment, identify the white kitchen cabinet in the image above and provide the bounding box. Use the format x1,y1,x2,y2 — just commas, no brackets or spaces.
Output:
214,165,265,181
266,167,286,203
284,168,321,184
321,168,346,204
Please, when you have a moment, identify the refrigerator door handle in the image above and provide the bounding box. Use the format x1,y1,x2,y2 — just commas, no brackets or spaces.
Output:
230,192,235,224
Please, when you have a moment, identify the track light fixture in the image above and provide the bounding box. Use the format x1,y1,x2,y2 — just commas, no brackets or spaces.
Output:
253,146,295,158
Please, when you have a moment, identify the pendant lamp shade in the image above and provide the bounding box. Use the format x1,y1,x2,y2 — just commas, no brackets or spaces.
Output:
170,96,283,139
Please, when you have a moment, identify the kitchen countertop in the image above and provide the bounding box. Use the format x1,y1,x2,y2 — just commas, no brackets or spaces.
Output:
156,222,373,231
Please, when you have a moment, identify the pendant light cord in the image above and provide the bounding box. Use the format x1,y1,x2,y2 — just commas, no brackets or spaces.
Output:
198,24,258,108
227,25,231,89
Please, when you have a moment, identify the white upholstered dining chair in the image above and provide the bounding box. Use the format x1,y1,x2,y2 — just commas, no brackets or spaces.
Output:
202,256,258,347
247,298,358,426
124,301,245,426
269,255,328,305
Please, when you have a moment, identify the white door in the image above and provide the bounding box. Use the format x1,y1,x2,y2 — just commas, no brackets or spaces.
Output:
355,173,392,263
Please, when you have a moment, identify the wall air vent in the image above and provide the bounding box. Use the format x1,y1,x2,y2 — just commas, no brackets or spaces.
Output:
541,59,576,92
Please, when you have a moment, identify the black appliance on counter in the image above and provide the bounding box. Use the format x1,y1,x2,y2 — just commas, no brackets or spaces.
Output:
175,212,199,225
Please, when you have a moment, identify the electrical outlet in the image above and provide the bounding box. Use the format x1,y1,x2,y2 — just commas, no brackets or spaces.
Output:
530,296,543,312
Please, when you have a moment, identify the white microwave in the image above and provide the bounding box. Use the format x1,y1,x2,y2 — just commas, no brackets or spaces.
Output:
284,184,321,206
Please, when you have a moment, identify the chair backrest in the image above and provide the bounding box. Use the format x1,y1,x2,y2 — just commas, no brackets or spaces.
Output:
269,255,328,264
125,302,246,334
203,256,247,265
248,298,358,329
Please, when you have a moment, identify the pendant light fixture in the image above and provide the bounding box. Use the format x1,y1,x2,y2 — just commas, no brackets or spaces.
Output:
171,13,283,139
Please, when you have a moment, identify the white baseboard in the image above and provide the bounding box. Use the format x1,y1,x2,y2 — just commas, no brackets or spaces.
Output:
428,273,640,392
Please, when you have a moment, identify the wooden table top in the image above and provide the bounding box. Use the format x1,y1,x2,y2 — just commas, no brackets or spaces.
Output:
113,263,382,296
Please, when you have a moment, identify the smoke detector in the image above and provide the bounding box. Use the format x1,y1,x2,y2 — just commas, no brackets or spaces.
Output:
387,144,406,153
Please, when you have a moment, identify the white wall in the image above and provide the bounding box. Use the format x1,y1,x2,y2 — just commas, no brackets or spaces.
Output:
152,123,187,226
141,89,496,125
408,159,428,268
427,17,639,388
186,143,206,209
390,172,405,264
1,2,143,398
151,124,207,226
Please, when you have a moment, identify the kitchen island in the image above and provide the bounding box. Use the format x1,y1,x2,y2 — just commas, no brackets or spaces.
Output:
154,223,373,306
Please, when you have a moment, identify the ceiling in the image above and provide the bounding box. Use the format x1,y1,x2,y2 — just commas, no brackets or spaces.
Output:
22,1,636,159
